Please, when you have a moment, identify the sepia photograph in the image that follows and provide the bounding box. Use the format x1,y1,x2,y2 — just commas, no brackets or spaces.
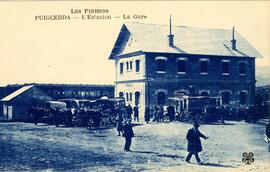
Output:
0,1,269,171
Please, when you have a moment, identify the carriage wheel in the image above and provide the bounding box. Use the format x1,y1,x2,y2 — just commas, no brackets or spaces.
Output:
100,118,109,129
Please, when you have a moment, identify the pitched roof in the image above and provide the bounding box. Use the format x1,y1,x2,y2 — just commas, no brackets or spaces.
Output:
1,85,34,101
109,22,262,59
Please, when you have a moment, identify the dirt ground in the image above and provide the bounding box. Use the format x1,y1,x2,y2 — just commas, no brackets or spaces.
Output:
0,121,269,172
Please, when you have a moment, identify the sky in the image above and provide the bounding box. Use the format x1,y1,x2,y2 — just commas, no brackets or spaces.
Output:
0,1,269,86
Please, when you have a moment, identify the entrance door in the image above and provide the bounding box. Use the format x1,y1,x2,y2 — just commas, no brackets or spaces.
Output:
7,106,13,120
135,91,140,106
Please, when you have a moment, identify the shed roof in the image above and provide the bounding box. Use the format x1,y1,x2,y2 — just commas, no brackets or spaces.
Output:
1,85,34,101
109,22,262,59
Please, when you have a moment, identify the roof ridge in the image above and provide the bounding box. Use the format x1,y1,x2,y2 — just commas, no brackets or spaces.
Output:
124,22,233,31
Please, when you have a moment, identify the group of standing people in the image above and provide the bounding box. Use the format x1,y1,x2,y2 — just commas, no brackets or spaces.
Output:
148,104,176,123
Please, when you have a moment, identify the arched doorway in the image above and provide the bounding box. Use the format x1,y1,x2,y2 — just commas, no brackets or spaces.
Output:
239,92,247,105
157,91,166,105
135,91,140,106
221,92,230,105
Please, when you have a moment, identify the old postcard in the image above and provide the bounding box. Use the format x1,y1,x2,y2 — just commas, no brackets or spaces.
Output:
0,1,269,171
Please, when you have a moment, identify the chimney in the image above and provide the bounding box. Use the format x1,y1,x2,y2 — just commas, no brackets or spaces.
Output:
231,26,236,50
168,15,174,47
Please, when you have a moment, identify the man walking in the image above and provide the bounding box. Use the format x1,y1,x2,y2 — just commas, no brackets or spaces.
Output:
123,119,134,151
185,122,208,165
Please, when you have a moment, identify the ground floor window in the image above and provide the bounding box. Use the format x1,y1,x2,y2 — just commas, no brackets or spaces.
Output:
129,92,132,101
200,91,209,96
157,91,166,105
221,92,230,104
126,93,129,102
239,92,247,105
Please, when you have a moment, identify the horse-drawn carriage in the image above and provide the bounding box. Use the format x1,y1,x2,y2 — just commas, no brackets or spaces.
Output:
28,97,125,129
168,95,222,123
28,101,70,126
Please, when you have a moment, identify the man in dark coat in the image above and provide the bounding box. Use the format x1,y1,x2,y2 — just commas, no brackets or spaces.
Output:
167,104,175,122
144,106,150,124
186,122,208,165
126,104,133,120
133,105,139,122
123,119,134,151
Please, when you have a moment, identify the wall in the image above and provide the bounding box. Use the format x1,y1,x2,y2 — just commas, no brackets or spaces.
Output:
115,81,146,117
115,54,146,82
145,52,255,105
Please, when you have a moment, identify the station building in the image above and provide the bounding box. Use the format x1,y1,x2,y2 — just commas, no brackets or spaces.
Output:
109,21,262,114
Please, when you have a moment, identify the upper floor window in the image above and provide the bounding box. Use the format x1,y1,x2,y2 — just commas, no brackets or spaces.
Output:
239,62,247,75
222,60,230,75
120,63,123,74
135,59,140,72
126,61,129,70
130,61,133,70
200,59,209,74
177,58,187,73
155,57,167,73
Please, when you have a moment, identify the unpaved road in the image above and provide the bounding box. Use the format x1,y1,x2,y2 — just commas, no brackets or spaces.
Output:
0,121,269,171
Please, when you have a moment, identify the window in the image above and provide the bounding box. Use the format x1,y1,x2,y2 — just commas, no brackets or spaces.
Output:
157,59,166,72
126,92,129,101
222,60,230,74
157,92,166,105
239,92,247,104
221,92,230,104
178,58,187,73
200,91,208,96
120,63,123,74
200,60,208,74
129,92,132,101
130,61,133,70
135,60,140,72
126,61,129,70
239,62,246,75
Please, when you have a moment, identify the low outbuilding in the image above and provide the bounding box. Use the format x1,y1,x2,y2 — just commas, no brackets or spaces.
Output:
0,85,52,121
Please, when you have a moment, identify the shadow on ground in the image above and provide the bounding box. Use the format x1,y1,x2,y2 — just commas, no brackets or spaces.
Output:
202,162,236,168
